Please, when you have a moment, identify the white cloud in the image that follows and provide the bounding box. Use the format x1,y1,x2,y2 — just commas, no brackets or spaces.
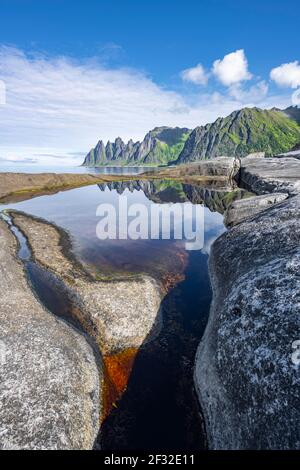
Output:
213,49,252,86
0,46,218,164
0,46,293,166
270,61,300,89
228,81,269,103
181,64,209,85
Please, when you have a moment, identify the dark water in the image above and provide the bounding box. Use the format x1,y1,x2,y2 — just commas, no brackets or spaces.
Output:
0,179,232,450
99,249,211,450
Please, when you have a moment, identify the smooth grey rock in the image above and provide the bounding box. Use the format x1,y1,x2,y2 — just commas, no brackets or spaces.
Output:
195,195,300,449
239,157,300,195
142,156,241,182
224,192,289,227
275,150,300,160
0,221,101,450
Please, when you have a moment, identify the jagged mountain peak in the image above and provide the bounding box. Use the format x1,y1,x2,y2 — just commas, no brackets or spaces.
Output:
283,105,300,124
82,126,191,166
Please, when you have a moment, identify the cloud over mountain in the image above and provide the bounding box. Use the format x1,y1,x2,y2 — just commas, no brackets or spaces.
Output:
212,49,252,86
0,46,293,164
181,64,209,85
270,61,300,89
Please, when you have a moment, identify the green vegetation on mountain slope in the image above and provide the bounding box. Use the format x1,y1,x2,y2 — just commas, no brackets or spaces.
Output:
175,107,300,163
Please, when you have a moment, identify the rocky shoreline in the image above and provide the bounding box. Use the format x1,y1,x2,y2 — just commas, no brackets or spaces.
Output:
195,155,300,449
0,154,299,449
0,164,234,204
0,172,121,203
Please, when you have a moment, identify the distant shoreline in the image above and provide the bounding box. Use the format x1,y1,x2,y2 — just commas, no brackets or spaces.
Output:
0,160,234,203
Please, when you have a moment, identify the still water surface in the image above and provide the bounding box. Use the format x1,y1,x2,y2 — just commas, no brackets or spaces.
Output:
0,164,155,175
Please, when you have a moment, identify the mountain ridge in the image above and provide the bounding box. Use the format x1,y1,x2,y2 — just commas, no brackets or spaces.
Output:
82,106,300,166
82,127,191,167
175,106,300,164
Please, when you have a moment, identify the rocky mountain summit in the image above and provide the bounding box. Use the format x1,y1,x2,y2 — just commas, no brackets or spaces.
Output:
284,105,300,124
82,127,191,166
291,143,300,151
176,107,300,163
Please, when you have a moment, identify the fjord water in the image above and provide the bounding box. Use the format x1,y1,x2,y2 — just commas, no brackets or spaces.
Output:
1,180,226,449
0,163,155,174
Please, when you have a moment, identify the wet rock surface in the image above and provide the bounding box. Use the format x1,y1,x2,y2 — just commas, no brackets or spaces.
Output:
5,210,164,431
0,221,101,450
195,156,300,449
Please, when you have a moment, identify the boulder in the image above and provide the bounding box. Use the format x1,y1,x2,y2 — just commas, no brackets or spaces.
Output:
224,192,289,227
238,156,300,195
195,194,300,449
0,221,101,450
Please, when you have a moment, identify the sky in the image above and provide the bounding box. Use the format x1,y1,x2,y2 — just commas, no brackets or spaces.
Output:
0,0,299,166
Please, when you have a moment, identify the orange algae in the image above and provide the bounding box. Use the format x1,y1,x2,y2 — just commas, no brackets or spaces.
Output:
102,347,138,421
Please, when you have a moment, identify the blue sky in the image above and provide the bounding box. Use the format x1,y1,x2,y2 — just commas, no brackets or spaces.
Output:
0,0,299,165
